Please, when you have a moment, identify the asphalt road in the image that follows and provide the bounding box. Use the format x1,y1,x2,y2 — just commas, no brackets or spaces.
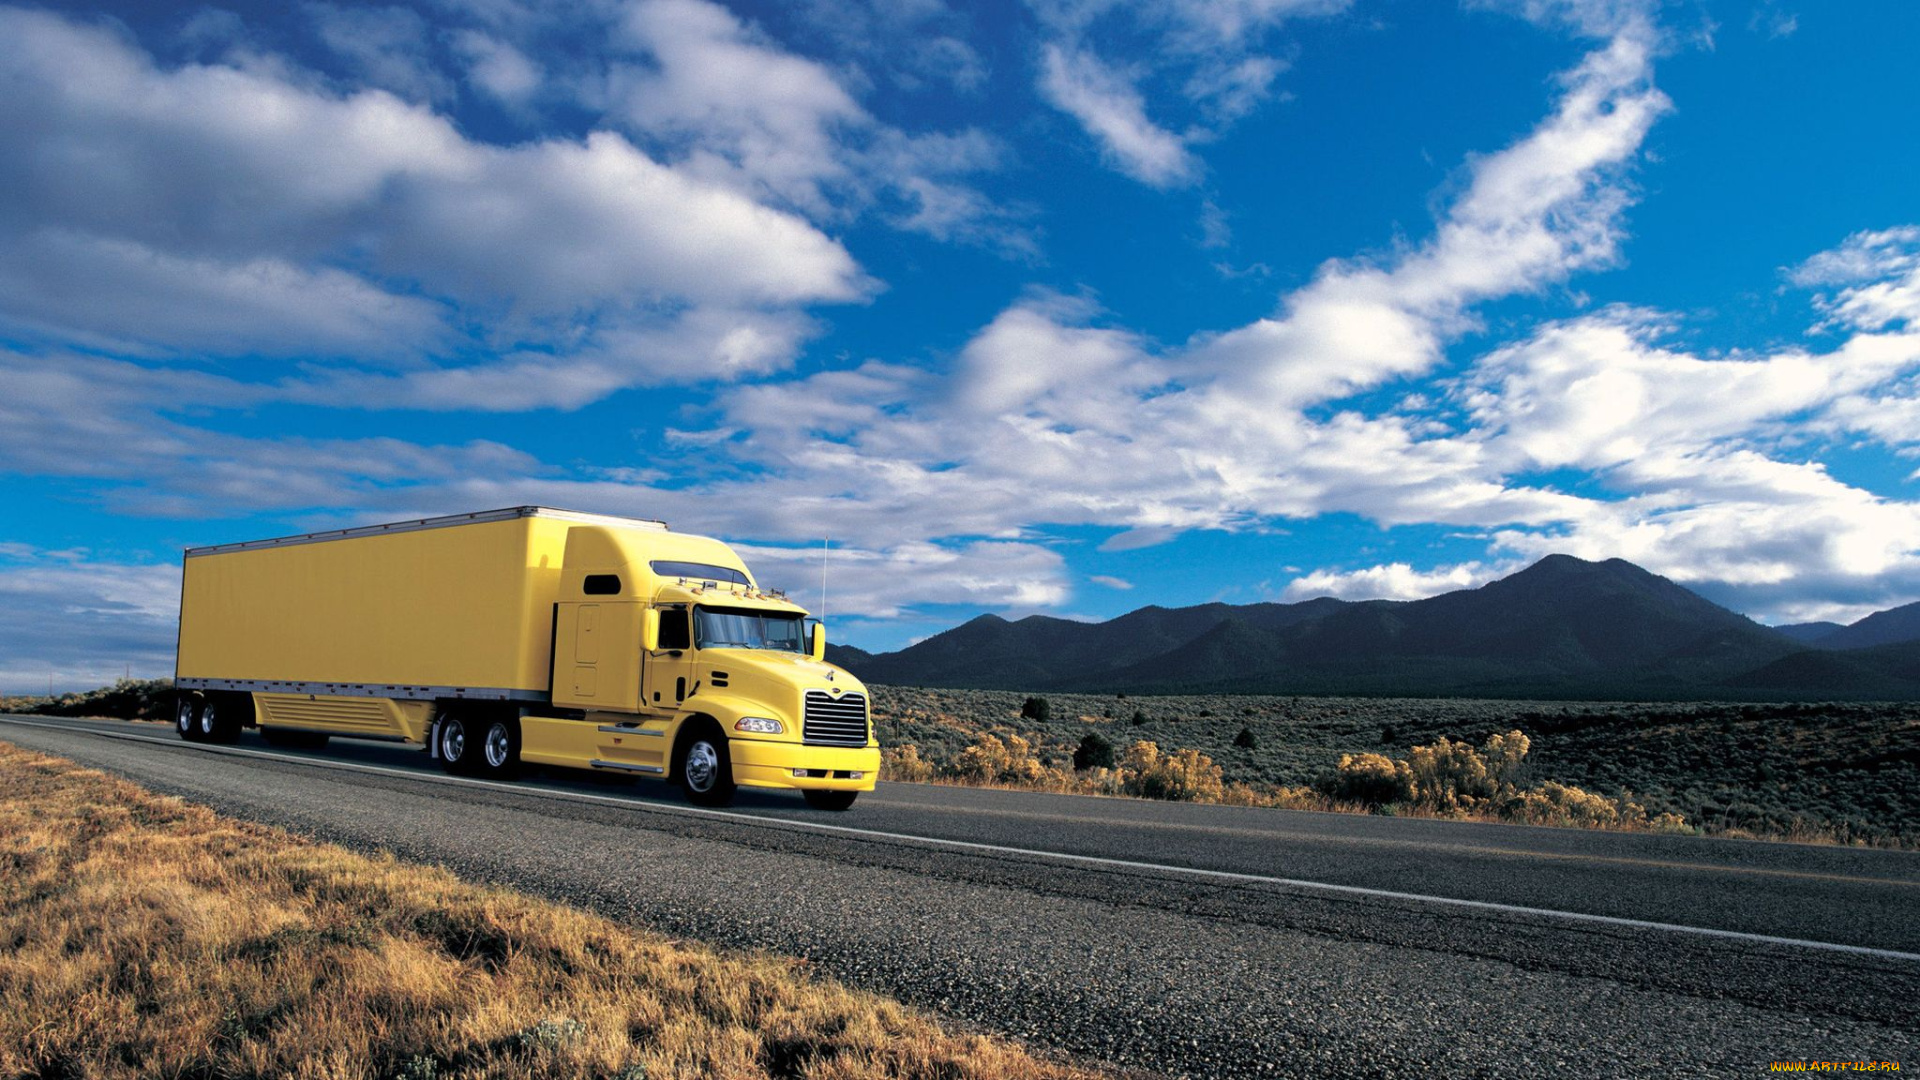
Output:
5,713,1917,1078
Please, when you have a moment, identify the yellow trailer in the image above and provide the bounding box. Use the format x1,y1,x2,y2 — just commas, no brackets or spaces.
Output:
173,507,877,809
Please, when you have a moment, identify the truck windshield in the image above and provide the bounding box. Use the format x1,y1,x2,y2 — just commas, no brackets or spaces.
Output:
693,607,805,652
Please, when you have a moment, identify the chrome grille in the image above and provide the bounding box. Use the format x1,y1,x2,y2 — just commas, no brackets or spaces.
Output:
803,690,869,747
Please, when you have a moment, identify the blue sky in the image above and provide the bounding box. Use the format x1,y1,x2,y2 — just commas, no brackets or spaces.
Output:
3,0,1919,691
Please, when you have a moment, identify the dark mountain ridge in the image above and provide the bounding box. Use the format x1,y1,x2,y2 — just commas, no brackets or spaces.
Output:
832,555,1920,700
1815,600,1920,651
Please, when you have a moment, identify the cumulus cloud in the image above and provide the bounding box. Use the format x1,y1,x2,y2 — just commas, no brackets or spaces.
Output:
0,4,867,404
593,0,1023,252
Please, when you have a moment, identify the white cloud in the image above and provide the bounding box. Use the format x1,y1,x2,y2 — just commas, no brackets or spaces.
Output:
1038,44,1197,187
289,308,821,412
1027,0,1352,187
450,29,542,107
728,540,1072,618
378,131,871,309
792,0,989,94
0,230,446,358
0,4,869,405
606,0,867,214
1790,226,1920,331
1281,560,1511,602
1090,574,1134,589
307,3,455,103
0,350,545,513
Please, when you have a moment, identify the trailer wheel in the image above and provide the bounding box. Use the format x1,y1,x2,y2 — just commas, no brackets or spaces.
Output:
175,694,201,742
802,790,858,811
477,715,521,780
437,713,478,776
197,697,241,744
676,724,736,807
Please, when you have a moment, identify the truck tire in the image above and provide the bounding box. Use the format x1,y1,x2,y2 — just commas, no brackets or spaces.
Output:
175,694,201,742
802,790,858,811
196,696,242,744
437,713,479,776
476,715,521,780
676,725,736,807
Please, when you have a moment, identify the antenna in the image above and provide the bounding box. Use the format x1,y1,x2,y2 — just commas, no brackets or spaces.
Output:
819,535,830,622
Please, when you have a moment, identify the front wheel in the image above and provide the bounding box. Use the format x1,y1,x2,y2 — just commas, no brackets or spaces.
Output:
677,730,736,807
802,790,857,812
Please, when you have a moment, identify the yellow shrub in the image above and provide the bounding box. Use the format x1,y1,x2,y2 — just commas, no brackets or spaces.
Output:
1120,741,1225,802
949,732,1053,786
881,744,934,783
1406,737,1493,810
1324,753,1416,806
1482,729,1530,790
1499,781,1621,827
951,733,1011,783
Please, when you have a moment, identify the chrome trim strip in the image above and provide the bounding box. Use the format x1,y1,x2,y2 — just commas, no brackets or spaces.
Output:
260,725,410,743
597,724,664,736
589,759,665,774
184,506,668,557
179,677,548,703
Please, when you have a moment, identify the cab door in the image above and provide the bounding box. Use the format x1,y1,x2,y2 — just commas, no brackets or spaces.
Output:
645,603,697,711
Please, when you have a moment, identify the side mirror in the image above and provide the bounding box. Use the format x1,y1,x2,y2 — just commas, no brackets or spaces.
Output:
641,608,660,653
809,621,826,662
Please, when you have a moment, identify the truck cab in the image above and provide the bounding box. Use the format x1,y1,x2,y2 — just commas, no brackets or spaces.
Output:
524,523,877,809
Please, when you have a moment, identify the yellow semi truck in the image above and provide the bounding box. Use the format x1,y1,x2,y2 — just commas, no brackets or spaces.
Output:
172,506,878,810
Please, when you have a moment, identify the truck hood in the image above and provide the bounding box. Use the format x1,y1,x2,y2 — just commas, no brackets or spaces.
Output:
704,648,868,699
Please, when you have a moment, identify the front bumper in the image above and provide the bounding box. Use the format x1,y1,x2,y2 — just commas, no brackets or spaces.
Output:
730,738,880,791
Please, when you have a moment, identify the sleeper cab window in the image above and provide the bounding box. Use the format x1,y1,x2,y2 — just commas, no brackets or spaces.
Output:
583,574,621,595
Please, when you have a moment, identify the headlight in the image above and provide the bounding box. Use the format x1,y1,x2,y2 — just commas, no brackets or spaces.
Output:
734,716,783,734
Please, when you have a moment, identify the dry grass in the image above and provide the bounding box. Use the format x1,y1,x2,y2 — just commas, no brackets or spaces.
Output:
0,740,1114,1080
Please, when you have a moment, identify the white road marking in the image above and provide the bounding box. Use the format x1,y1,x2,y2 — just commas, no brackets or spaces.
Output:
6,713,1919,965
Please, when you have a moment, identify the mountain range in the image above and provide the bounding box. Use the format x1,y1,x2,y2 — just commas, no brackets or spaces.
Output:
827,555,1920,700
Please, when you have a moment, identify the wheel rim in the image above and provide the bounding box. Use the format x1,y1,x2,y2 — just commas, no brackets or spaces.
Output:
684,740,719,792
177,700,193,733
484,722,511,768
198,703,216,735
441,720,465,762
